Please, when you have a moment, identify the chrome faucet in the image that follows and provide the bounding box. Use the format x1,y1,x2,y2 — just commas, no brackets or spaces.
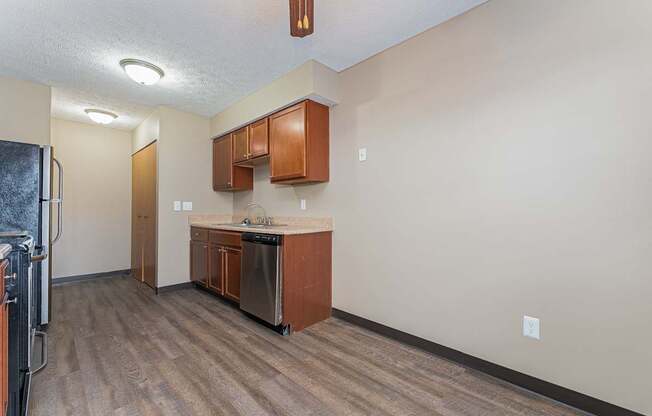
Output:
245,202,272,225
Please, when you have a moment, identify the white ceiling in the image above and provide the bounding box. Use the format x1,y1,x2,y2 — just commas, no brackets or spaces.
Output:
0,0,485,130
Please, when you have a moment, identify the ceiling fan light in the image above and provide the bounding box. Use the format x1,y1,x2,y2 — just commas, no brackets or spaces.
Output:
119,59,165,85
85,109,118,125
290,0,314,38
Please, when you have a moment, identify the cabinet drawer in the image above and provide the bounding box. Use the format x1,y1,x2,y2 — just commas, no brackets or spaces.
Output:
190,227,209,242
209,230,241,248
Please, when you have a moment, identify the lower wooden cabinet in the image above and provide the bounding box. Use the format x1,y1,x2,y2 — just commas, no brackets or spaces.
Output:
208,244,224,294
223,247,241,302
190,241,208,287
189,227,333,333
190,229,241,303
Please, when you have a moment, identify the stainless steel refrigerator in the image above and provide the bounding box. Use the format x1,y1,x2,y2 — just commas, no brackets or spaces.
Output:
0,139,63,327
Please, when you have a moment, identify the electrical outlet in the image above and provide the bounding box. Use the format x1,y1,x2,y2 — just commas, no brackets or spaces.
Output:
182,201,193,211
523,315,540,340
358,147,367,162
173,201,181,211
300,199,306,210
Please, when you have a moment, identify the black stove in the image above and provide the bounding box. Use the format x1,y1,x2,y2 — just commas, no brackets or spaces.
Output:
1,232,45,416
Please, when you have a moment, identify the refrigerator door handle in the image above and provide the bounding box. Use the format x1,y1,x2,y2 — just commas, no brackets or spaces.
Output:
52,157,63,244
30,246,48,263
31,330,49,375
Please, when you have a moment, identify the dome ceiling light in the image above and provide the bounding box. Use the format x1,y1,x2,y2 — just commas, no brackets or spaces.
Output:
85,109,118,125
119,58,165,85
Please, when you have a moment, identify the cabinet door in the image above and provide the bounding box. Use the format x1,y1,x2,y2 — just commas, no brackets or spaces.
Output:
248,118,269,158
190,241,209,286
1,301,6,416
224,248,241,302
208,244,224,294
232,128,249,162
213,136,233,190
0,261,7,414
270,102,307,181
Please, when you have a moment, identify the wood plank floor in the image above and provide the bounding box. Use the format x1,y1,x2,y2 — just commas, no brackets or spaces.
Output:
31,275,590,416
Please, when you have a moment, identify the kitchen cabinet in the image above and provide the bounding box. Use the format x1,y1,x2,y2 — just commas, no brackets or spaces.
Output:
232,127,249,163
1,260,8,415
212,135,253,191
191,230,241,302
248,118,269,159
223,247,241,302
208,244,224,294
212,99,328,192
189,226,332,333
190,240,208,287
270,100,329,184
132,141,157,288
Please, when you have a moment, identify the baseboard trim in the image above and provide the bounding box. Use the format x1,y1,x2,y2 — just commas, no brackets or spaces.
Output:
53,269,131,285
156,282,194,294
331,308,642,416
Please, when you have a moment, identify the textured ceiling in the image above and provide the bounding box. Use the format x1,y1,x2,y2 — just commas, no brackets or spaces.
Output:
51,87,154,131
0,0,485,130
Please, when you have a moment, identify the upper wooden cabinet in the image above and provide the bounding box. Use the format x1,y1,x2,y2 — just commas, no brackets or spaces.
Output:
212,99,329,192
270,100,329,184
212,134,253,191
232,127,249,163
248,118,269,159
233,118,270,167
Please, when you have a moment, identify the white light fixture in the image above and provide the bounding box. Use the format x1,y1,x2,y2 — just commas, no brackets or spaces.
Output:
85,109,118,125
119,58,165,85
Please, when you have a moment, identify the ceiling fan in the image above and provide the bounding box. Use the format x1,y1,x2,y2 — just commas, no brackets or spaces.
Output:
289,0,314,38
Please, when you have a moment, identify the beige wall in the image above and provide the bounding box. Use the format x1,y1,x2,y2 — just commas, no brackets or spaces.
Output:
157,107,232,287
229,0,652,413
210,60,340,138
0,76,51,145
132,110,159,154
50,118,132,278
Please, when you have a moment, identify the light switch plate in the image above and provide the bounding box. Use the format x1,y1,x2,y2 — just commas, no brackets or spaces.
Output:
182,201,193,211
300,199,307,210
358,147,367,162
523,315,540,340
173,201,181,211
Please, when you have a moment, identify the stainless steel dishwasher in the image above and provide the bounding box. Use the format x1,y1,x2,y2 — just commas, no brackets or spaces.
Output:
240,233,283,326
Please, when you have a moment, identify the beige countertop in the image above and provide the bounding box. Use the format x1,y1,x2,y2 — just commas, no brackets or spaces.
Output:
0,244,11,260
189,214,332,236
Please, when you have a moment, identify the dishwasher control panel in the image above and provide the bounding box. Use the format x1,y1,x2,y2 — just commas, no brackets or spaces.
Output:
241,233,282,245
